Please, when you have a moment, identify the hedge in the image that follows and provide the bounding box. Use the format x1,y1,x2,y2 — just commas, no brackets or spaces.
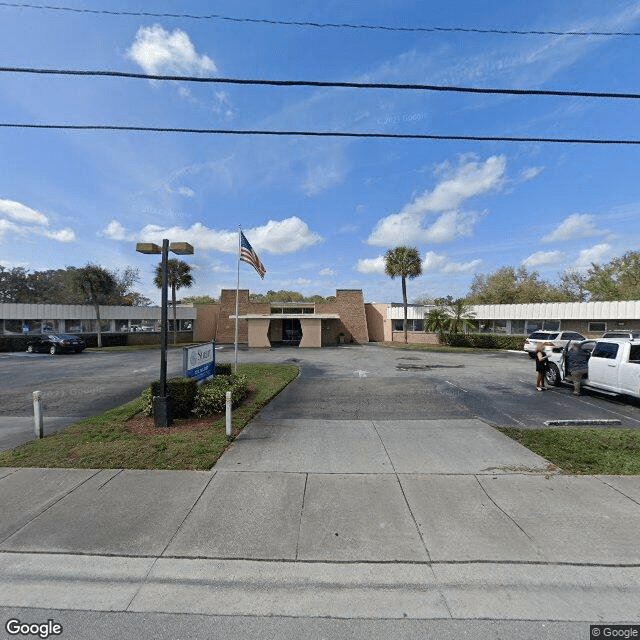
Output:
141,372,249,419
192,373,248,417
442,333,526,350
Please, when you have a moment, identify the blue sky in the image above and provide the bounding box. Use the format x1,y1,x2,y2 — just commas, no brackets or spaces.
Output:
1,1,640,304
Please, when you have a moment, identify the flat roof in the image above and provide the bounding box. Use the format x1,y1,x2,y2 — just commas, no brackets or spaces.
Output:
234,314,340,320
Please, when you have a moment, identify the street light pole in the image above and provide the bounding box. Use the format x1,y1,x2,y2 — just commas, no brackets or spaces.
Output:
136,238,193,428
156,238,170,427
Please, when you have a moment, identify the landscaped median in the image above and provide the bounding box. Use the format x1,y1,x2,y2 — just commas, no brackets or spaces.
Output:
0,364,298,471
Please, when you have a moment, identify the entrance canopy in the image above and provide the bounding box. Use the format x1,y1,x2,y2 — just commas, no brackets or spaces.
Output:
233,313,340,347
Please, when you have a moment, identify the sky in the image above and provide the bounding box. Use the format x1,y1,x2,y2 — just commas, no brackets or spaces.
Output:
1,1,640,305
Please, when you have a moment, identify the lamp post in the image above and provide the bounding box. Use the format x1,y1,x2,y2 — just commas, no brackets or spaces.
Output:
136,239,194,427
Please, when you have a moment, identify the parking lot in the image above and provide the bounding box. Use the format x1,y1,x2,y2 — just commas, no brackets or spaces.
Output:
2,343,640,452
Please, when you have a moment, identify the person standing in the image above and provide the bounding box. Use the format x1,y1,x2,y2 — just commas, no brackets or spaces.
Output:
535,343,550,391
566,342,589,396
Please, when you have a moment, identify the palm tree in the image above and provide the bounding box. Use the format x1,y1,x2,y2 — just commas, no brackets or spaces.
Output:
384,246,422,344
154,259,194,344
445,299,476,336
424,306,449,343
73,264,118,348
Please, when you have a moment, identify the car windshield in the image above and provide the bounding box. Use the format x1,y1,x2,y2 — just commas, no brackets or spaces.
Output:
530,332,558,339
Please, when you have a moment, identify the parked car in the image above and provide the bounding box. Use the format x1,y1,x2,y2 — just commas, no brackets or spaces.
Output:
523,330,586,358
545,339,597,386
26,334,86,354
546,338,640,396
601,331,640,339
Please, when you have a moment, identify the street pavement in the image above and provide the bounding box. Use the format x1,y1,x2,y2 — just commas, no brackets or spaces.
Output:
1,344,639,638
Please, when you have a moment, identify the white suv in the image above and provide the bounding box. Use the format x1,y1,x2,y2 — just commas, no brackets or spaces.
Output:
523,330,586,358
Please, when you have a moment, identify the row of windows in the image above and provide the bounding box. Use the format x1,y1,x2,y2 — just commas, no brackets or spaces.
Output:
394,318,618,335
1,319,192,335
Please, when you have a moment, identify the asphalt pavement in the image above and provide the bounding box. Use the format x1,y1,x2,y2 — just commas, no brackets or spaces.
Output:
1,344,639,638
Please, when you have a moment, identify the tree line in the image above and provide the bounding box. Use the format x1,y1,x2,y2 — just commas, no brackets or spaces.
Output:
0,265,150,306
383,247,640,344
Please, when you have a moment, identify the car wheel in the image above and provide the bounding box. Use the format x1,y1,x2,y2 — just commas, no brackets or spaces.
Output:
26,344,34,353
546,363,561,387
49,345,57,355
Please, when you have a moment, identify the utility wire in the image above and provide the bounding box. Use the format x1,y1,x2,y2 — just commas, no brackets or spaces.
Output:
2,66,640,100
0,2,637,37
1,123,639,145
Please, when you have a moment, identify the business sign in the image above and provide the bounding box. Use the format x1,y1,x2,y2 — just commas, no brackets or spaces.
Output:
183,342,215,383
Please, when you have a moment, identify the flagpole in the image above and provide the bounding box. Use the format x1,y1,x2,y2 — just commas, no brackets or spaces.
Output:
234,225,241,372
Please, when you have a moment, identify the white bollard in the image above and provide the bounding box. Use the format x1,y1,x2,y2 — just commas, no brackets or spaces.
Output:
225,391,232,437
33,390,43,439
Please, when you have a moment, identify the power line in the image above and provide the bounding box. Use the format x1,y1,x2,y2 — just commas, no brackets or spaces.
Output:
3,66,640,100
1,123,639,145
0,2,638,37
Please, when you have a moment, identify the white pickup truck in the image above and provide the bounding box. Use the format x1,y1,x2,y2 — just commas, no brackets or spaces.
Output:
546,338,640,398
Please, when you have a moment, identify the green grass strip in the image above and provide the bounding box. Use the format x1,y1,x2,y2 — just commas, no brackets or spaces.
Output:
0,364,298,471
500,427,640,475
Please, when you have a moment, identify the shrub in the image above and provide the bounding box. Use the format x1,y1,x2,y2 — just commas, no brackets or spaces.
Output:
444,333,526,350
192,373,249,418
215,362,233,376
143,377,199,418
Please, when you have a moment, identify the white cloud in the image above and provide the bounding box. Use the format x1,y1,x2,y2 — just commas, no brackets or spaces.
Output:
521,166,544,181
367,209,483,247
0,199,75,243
442,259,482,274
401,155,506,216
42,228,75,243
356,256,386,274
102,216,322,255
522,250,565,268
367,155,505,246
422,251,481,274
576,243,612,268
126,24,217,76
320,267,337,277
0,199,48,225
421,251,447,272
177,187,196,198
542,213,605,243
103,220,131,241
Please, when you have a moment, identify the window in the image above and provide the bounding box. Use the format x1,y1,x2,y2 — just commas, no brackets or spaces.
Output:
629,345,640,362
592,342,619,359
589,322,606,333
393,319,424,332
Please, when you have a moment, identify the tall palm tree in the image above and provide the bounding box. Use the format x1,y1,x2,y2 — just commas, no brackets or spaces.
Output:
73,264,117,348
384,246,422,344
154,259,194,344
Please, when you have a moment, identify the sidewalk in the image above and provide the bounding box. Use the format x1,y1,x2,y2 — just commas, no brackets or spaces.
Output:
1,414,640,622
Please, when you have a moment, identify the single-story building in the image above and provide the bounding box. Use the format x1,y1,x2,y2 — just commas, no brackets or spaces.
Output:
0,302,196,346
5,297,640,349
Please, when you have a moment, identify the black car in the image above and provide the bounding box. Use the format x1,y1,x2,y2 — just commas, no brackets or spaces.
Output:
26,334,86,354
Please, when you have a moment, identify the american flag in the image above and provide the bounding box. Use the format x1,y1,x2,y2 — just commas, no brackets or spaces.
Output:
240,231,266,279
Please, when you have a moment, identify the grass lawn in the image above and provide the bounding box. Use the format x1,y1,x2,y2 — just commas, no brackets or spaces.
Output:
500,427,640,475
0,364,298,471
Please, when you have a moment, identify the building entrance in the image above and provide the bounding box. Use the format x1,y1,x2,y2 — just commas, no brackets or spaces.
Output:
282,319,302,345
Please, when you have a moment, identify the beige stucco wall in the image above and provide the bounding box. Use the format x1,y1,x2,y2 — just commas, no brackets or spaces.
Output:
299,317,322,347
247,317,271,348
365,303,391,342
